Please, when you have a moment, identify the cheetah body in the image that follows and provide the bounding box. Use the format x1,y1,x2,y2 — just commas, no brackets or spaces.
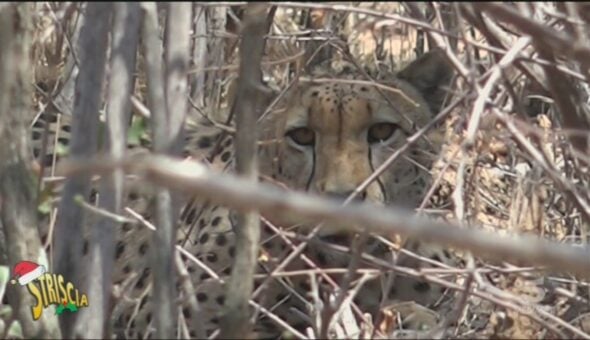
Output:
32,49,455,338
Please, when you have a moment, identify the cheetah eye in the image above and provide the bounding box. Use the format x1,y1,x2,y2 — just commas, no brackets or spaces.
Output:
367,122,398,144
286,127,315,146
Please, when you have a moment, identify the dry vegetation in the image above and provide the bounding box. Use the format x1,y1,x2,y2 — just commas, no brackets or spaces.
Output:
0,2,590,339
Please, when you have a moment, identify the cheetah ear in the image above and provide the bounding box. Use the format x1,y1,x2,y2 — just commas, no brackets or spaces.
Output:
397,48,454,113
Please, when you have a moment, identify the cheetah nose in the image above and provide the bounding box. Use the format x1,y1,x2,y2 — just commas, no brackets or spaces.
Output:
324,190,366,203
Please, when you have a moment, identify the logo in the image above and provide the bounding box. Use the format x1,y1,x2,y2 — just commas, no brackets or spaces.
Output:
10,261,89,320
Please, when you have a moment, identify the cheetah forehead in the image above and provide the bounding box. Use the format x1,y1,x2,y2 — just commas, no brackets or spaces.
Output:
284,80,432,131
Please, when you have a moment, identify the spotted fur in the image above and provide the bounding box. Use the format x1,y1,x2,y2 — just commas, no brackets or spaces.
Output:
31,48,455,338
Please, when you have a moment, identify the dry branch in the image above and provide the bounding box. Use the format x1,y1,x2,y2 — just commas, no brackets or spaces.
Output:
140,2,179,338
190,4,208,107
61,155,590,280
74,3,141,338
219,3,270,339
165,2,191,154
472,2,590,159
465,37,530,145
0,3,61,338
472,2,590,61
164,1,194,336
51,3,111,336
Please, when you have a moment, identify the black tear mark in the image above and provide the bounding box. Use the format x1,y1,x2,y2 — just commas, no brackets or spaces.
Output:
337,102,344,146
368,148,387,200
305,148,316,191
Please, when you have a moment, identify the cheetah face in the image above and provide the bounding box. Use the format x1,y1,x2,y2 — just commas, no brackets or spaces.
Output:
280,82,412,204
262,49,453,211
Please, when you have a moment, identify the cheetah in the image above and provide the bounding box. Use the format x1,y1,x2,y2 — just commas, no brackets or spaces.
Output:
30,48,455,338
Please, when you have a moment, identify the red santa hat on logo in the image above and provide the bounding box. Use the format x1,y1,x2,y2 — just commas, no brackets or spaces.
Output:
10,261,46,286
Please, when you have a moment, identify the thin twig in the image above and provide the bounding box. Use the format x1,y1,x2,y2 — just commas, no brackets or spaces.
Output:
174,252,208,339
492,108,590,222
473,2,590,62
464,37,531,145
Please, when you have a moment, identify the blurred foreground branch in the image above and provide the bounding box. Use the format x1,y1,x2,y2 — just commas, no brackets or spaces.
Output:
60,154,590,279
